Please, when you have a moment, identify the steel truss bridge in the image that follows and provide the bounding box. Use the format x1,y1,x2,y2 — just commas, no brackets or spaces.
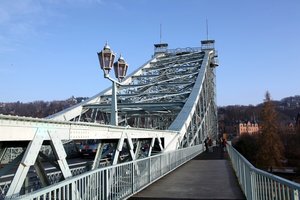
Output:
0,40,218,199
1,40,299,200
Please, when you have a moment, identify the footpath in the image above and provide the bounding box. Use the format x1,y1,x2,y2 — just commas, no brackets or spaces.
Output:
130,146,246,200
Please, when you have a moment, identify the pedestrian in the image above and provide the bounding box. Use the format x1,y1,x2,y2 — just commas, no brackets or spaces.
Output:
222,137,227,152
204,137,209,152
219,137,223,147
208,138,213,152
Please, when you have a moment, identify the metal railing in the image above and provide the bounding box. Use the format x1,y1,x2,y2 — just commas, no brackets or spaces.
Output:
8,145,203,199
227,144,300,200
0,158,112,199
0,165,88,199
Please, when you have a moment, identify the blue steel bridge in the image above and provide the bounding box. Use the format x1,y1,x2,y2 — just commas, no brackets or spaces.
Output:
0,40,299,200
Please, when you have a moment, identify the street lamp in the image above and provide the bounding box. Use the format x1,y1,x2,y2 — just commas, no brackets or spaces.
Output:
97,42,128,126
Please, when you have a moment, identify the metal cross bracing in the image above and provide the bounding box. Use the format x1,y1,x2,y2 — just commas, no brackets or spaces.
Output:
62,51,206,130
0,40,219,199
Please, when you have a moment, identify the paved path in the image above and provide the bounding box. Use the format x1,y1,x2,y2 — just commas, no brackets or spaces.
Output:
131,146,245,200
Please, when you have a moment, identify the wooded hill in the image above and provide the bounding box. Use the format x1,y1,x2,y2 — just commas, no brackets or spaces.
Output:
218,95,300,135
0,96,87,118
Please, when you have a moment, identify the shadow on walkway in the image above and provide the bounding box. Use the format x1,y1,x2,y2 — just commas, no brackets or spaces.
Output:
194,146,229,160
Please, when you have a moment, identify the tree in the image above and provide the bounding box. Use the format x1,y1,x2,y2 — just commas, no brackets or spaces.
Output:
256,91,284,169
233,133,259,164
296,113,300,141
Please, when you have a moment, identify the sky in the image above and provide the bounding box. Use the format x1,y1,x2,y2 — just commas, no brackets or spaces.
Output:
0,0,299,106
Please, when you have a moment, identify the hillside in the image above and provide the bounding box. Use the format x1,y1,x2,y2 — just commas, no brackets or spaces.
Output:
0,96,88,118
218,95,300,136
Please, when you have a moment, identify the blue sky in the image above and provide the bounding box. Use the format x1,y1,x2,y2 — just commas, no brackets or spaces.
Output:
0,0,299,106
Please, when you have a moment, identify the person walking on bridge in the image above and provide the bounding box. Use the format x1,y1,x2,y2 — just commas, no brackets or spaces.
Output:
221,137,227,152
208,137,213,152
204,137,209,152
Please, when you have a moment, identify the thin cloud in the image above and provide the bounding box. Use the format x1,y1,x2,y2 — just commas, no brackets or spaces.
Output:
0,1,42,25
0,1,43,53
0,0,125,53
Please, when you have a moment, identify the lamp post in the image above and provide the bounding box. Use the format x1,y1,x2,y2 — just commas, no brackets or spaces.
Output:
97,42,128,126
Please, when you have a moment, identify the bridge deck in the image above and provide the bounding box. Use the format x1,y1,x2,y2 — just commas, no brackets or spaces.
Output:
131,146,246,200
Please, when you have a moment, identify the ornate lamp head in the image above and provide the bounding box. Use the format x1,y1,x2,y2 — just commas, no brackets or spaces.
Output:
113,54,128,82
97,42,116,77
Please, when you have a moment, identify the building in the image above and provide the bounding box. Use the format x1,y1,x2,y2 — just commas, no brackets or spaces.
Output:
284,113,300,134
237,121,259,136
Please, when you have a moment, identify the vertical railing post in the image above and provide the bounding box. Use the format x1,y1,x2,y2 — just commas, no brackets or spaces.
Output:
243,163,247,195
132,162,134,194
294,189,299,200
169,152,171,171
149,158,151,183
105,169,109,200
160,154,162,176
249,168,257,200
71,182,76,200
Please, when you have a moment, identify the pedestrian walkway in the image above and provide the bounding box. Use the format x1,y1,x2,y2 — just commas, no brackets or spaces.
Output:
131,146,246,200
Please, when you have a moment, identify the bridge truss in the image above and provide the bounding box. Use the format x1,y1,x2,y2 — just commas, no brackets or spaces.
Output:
0,40,218,199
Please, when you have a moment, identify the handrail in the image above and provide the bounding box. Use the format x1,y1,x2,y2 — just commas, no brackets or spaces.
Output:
227,144,300,200
8,145,203,199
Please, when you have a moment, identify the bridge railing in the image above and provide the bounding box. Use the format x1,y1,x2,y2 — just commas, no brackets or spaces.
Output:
227,143,300,200
9,145,203,200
